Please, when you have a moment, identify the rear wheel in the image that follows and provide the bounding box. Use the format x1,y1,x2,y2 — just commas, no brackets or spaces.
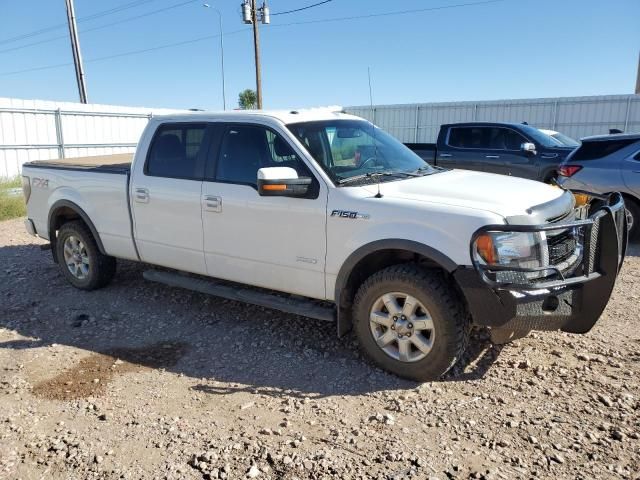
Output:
352,264,469,381
56,220,116,290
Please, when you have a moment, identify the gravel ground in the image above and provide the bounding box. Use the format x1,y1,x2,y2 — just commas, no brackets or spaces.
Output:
1,217,639,480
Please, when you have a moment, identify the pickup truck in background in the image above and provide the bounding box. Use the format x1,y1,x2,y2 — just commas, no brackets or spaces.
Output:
406,122,576,182
21,110,628,381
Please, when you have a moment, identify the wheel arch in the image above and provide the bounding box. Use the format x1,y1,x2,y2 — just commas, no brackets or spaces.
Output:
334,239,459,337
48,200,106,262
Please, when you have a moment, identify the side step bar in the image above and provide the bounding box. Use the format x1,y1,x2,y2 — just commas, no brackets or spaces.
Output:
143,270,336,323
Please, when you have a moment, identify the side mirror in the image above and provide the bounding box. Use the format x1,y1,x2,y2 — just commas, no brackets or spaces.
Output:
522,142,537,154
257,167,311,197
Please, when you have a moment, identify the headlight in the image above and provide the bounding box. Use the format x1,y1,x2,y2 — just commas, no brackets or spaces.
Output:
473,231,549,278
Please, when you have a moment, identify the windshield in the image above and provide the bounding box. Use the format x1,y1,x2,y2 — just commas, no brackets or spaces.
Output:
287,119,435,184
551,132,580,147
519,125,561,148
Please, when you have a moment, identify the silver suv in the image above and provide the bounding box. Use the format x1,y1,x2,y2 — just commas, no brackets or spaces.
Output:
557,133,640,239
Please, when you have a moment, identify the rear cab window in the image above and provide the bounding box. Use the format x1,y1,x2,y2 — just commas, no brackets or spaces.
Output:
447,126,525,150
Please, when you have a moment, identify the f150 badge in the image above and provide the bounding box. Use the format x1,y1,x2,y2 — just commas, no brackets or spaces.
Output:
331,210,370,220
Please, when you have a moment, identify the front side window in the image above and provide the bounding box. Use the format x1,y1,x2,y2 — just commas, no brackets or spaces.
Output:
287,120,434,184
146,124,207,179
488,128,526,150
216,125,313,187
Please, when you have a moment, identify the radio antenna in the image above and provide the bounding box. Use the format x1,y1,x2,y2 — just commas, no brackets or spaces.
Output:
368,66,382,198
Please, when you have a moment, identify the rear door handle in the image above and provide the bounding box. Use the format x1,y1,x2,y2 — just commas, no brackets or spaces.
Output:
439,153,452,158
134,187,149,203
203,195,222,213
485,155,500,159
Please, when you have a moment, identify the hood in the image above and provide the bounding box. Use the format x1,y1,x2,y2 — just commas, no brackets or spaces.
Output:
361,169,570,221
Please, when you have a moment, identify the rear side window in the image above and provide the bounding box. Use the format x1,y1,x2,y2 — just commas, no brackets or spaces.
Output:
448,127,489,149
572,139,637,161
146,124,208,179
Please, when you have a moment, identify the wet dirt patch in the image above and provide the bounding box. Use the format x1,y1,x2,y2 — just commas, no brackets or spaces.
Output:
32,341,188,401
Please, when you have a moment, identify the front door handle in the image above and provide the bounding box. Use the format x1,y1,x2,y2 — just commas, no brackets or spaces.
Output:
134,187,149,203
439,153,452,158
203,195,222,213
485,155,500,159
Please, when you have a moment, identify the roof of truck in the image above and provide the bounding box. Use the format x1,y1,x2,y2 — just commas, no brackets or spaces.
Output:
580,132,640,142
151,107,363,125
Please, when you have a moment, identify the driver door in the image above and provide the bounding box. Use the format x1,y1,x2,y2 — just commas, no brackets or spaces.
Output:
201,123,328,299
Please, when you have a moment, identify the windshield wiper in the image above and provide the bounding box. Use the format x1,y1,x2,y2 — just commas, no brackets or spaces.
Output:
337,170,419,186
411,165,443,175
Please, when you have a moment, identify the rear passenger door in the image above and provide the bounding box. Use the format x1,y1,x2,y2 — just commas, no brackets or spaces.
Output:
201,123,328,299
131,123,211,275
441,127,489,172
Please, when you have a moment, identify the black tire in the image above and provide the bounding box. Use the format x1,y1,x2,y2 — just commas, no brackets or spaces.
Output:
55,220,116,290
624,197,640,241
352,264,469,382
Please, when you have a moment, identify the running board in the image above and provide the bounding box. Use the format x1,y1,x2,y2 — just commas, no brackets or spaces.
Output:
143,270,336,323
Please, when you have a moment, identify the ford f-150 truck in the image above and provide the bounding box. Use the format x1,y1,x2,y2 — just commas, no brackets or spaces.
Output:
406,122,576,182
21,110,628,381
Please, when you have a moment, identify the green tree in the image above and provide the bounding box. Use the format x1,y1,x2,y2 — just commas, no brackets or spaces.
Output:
238,89,257,110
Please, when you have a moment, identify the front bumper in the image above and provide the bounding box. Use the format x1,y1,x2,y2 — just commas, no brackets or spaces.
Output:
455,193,627,334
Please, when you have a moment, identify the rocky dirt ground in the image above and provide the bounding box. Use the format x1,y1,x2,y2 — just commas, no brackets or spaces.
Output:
0,217,638,480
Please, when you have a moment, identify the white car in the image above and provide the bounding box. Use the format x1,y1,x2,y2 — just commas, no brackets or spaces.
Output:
20,110,627,381
539,129,581,148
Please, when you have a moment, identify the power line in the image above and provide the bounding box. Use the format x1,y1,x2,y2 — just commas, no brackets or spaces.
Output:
0,0,199,55
0,0,161,46
271,0,333,16
0,0,507,77
0,28,251,77
270,0,506,27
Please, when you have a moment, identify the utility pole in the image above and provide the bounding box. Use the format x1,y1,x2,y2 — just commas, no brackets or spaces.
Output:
64,0,88,103
242,0,269,109
635,50,640,95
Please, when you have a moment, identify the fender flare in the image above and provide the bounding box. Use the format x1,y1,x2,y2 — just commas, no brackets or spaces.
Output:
334,239,459,337
48,200,106,261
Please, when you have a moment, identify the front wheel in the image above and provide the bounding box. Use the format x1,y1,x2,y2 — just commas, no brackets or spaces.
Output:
56,220,116,290
352,264,469,381
625,197,640,241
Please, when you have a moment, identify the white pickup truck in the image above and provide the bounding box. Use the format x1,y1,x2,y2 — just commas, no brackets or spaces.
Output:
21,110,628,381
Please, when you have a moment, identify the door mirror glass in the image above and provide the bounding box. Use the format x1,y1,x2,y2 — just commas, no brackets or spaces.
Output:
522,142,537,154
257,167,311,197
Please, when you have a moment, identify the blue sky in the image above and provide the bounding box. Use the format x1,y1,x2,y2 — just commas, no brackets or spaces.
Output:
0,0,638,110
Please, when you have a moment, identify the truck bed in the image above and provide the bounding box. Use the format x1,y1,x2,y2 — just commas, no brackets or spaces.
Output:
22,153,138,261
25,153,133,174
404,143,437,163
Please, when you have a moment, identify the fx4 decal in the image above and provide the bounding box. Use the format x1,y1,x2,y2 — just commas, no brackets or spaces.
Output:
330,210,370,220
33,178,49,188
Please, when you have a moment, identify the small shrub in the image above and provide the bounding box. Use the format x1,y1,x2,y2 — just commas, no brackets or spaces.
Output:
0,177,26,221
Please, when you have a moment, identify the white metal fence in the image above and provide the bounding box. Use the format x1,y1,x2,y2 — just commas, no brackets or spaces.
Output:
346,94,640,144
0,97,181,178
3,94,639,178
